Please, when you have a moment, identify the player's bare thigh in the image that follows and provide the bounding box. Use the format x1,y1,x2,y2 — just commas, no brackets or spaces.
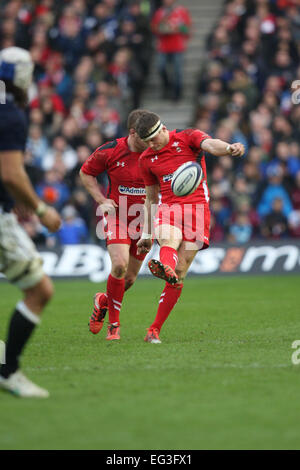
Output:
175,241,199,283
107,243,131,278
154,224,182,250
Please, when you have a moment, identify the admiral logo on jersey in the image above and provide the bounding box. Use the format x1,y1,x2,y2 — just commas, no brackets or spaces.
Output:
118,186,146,196
163,173,173,183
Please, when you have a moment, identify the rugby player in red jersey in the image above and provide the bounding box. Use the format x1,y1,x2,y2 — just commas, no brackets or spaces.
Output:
136,111,245,343
80,110,149,340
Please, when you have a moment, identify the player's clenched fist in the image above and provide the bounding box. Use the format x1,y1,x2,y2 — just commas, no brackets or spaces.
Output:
227,143,245,157
99,198,118,215
40,207,62,232
137,237,152,255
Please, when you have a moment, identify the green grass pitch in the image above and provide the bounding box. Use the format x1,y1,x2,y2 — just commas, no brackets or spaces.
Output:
0,274,300,450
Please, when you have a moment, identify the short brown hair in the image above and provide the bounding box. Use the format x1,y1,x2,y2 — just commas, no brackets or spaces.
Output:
135,111,161,140
127,109,149,131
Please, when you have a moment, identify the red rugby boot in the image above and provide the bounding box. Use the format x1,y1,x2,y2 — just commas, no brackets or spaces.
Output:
144,327,161,344
148,259,178,285
106,322,120,341
89,293,108,334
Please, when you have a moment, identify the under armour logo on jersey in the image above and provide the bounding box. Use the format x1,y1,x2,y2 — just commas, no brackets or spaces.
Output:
117,161,125,167
151,156,158,163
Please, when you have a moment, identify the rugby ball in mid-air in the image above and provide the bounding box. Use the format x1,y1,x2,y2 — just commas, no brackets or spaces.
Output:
171,161,203,197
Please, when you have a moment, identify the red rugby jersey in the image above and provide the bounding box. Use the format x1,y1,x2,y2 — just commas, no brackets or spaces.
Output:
81,137,145,206
139,129,211,205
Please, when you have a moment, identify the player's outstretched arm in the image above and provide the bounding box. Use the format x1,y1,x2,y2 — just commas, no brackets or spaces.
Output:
201,139,245,157
0,150,61,232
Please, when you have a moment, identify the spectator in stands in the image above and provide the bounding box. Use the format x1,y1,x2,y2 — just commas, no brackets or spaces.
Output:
288,142,300,177
257,165,293,219
56,205,88,245
211,197,232,230
49,6,86,71
151,0,191,101
2,0,300,247
288,211,300,238
211,164,231,197
42,136,78,171
61,117,83,149
71,188,94,232
261,197,289,239
26,124,49,169
290,170,300,210
35,168,70,211
192,0,300,243
31,84,65,139
230,176,252,213
39,52,73,107
210,213,225,243
24,150,44,190
228,212,253,244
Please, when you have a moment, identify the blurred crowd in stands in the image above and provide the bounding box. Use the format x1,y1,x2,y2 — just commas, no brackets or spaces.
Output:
1,0,300,246
0,0,157,245
194,0,300,243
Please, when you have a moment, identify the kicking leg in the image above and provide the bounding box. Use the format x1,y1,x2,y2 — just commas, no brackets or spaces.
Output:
148,224,182,285
145,242,198,343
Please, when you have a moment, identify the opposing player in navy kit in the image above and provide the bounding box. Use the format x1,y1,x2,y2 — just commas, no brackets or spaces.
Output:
0,48,61,397
80,109,149,341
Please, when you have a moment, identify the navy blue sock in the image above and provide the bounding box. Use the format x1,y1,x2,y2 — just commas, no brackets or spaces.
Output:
0,309,36,378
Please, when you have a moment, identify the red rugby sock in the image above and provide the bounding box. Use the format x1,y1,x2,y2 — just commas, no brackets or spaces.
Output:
106,274,125,325
150,282,183,331
160,246,178,270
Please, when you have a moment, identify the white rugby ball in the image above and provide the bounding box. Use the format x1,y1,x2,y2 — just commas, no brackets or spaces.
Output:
171,161,203,197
